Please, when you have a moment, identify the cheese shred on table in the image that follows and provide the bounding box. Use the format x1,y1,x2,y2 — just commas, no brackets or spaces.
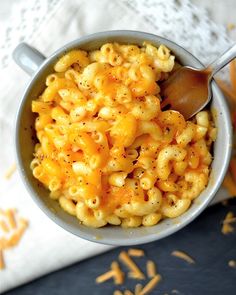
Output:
119,251,145,280
139,275,162,295
4,163,16,180
97,249,162,294
124,290,134,295
128,249,145,257
111,261,125,285
146,260,156,278
0,209,28,270
171,250,195,264
134,284,143,295
222,212,235,234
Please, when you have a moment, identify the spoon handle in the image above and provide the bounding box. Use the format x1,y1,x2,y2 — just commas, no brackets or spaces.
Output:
208,43,236,78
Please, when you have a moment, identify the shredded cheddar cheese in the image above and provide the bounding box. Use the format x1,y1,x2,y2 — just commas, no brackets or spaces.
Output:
0,220,9,233
96,261,124,285
222,212,235,235
4,163,16,180
222,223,234,235
111,261,125,285
171,250,195,264
96,270,115,284
135,284,143,295
0,238,7,250
5,209,17,229
139,275,161,295
97,249,162,294
146,260,156,278
119,251,145,280
222,217,236,224
0,209,28,270
128,249,145,257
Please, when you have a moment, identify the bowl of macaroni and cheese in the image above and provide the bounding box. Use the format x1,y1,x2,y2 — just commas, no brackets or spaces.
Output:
13,31,232,245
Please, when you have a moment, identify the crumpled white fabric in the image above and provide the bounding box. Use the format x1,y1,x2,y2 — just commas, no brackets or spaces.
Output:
0,0,233,293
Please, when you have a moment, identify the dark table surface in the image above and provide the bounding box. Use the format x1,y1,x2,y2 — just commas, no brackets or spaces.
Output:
3,199,236,295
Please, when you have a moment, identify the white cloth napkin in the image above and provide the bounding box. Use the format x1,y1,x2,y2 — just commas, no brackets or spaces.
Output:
0,0,234,293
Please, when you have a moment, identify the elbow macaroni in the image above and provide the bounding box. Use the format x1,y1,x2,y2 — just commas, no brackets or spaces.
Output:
31,42,216,228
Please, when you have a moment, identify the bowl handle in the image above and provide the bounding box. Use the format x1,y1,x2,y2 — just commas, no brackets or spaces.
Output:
12,42,46,76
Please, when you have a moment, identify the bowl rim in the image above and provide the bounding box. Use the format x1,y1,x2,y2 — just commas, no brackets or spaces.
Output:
15,30,232,245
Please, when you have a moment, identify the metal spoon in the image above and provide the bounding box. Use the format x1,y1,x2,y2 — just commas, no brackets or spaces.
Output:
160,44,236,119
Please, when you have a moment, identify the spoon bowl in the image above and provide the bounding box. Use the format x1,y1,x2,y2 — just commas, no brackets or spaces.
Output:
161,44,236,119
161,66,211,119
